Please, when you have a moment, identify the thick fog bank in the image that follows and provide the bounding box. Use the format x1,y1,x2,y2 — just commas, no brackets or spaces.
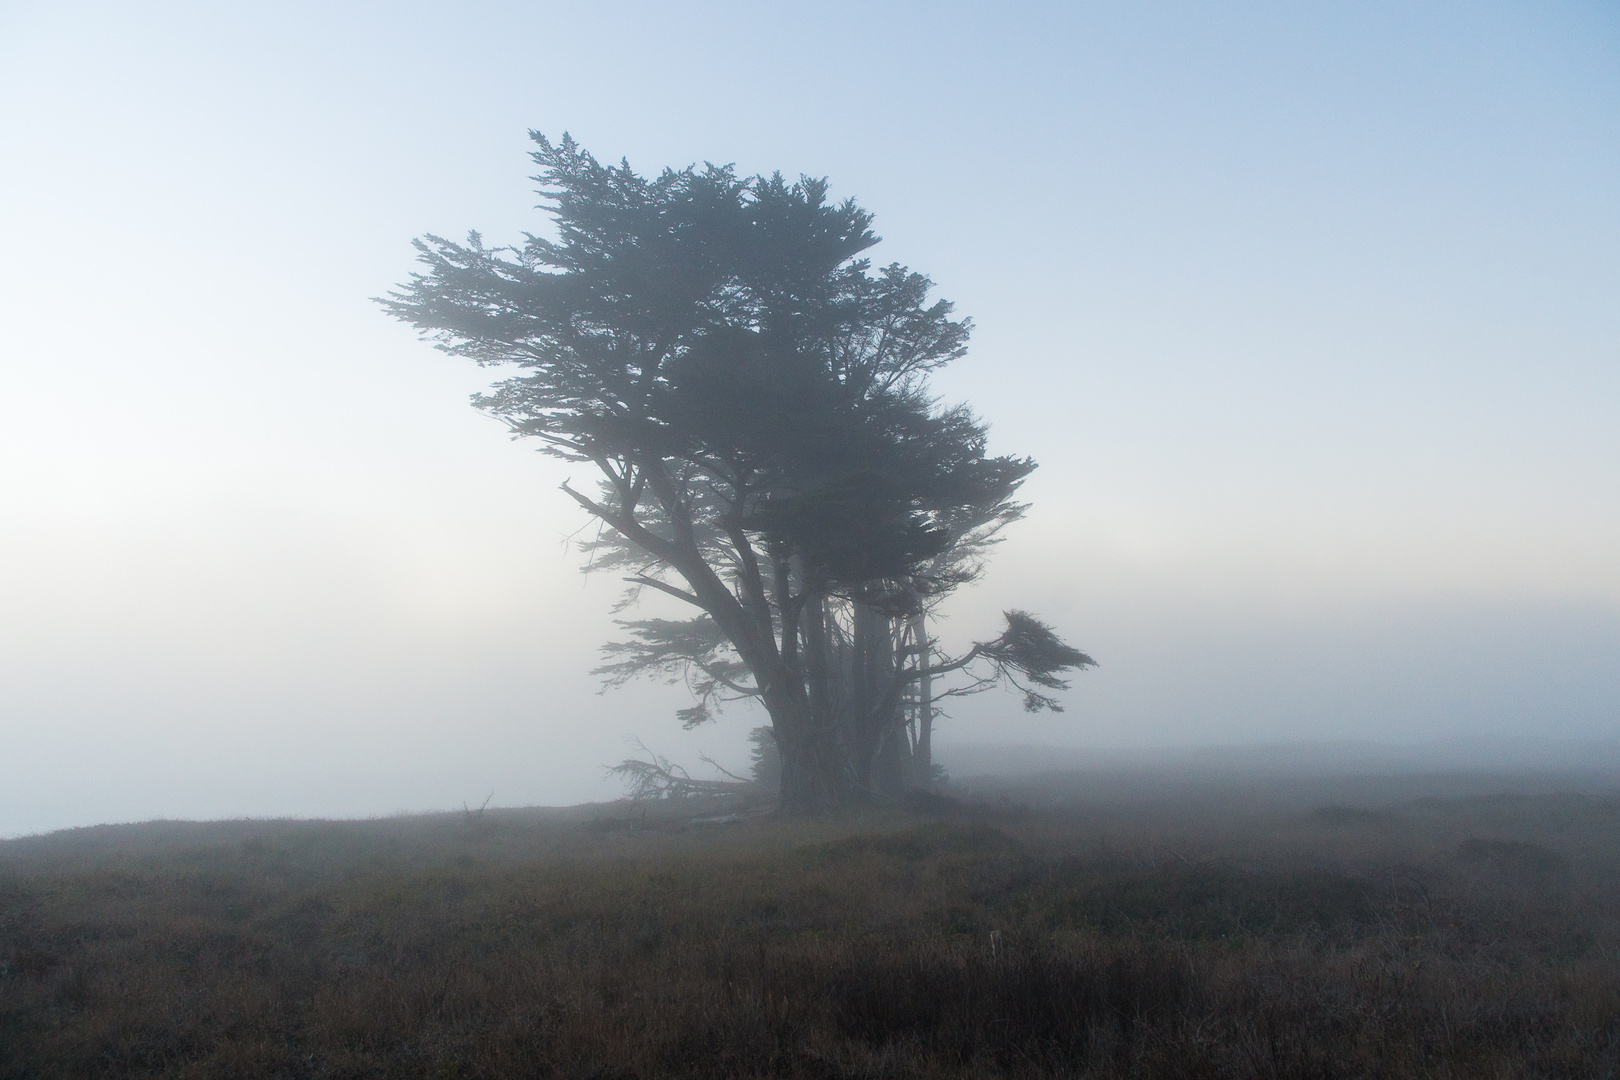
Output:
936,739,1620,779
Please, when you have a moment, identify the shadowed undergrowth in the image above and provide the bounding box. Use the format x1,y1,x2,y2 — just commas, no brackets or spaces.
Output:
4,788,1620,1078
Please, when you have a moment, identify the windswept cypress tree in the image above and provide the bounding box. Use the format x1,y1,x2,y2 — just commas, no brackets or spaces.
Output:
384,134,1093,811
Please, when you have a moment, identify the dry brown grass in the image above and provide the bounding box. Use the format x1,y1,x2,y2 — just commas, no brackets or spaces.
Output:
4,779,1620,1078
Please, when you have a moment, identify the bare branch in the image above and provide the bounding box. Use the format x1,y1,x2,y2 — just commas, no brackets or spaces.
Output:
626,575,703,608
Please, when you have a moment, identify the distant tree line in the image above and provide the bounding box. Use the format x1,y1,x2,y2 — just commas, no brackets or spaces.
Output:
384,133,1094,811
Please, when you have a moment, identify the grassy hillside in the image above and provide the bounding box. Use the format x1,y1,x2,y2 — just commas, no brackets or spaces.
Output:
3,776,1619,1078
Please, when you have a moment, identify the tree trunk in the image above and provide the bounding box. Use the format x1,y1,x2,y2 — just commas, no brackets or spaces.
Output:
910,611,933,788
848,603,908,799
765,595,852,813
870,615,910,797
773,695,847,813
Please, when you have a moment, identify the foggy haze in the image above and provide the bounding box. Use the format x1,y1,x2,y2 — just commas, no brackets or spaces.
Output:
2,2,1617,836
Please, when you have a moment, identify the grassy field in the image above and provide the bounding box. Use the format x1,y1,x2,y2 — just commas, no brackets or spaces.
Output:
3,771,1620,1078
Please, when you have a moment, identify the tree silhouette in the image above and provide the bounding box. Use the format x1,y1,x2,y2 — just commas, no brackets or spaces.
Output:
383,133,1094,810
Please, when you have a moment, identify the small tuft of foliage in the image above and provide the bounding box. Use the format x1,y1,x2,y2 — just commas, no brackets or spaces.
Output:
1458,837,1568,875
748,725,781,793
1307,804,1398,829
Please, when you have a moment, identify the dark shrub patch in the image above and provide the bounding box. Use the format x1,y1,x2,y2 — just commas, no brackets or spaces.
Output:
1308,805,1398,829
804,822,1020,863
1458,837,1568,875
1048,864,1374,939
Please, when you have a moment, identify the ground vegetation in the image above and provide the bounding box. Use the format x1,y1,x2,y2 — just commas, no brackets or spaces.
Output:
4,775,1618,1077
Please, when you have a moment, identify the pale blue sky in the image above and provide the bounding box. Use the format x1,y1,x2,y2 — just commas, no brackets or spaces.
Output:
2,2,1616,835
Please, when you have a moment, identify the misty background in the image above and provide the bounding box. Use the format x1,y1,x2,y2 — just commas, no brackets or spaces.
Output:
2,2,1617,838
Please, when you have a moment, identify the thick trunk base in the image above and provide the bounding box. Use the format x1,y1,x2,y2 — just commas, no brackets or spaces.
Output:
772,711,852,814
